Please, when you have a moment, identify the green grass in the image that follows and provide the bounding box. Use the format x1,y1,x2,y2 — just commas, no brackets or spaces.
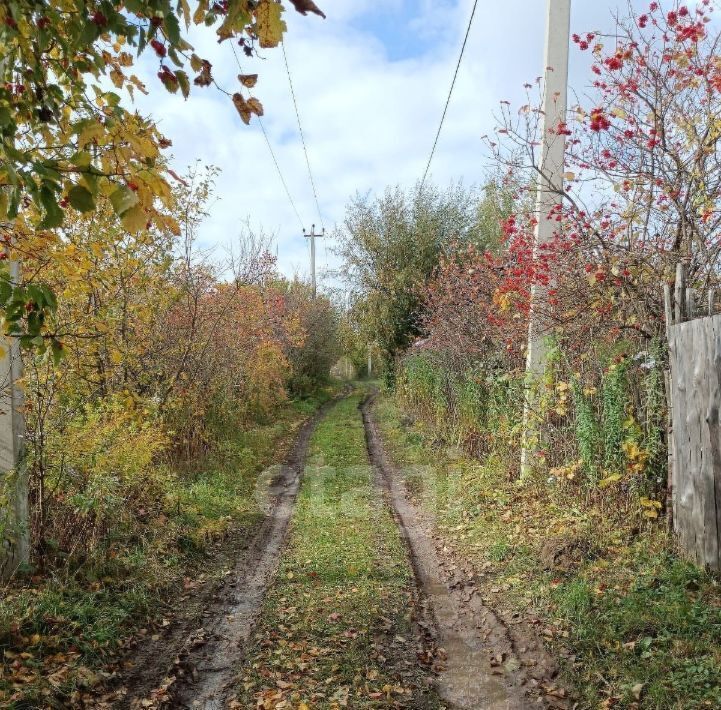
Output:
374,392,721,710
555,550,721,709
236,392,441,708
0,392,334,707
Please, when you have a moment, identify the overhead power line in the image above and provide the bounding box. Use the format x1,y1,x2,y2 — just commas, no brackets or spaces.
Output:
282,40,325,230
229,43,305,232
420,0,479,189
256,118,305,231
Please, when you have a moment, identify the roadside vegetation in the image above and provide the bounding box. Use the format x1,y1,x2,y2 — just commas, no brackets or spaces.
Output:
1,2,345,704
375,393,721,709
236,392,441,709
0,393,333,706
0,167,341,706
338,4,721,708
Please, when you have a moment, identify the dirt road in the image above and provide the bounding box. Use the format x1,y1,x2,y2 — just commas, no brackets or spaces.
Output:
115,389,565,709
360,393,533,710
363,391,573,710
116,397,342,709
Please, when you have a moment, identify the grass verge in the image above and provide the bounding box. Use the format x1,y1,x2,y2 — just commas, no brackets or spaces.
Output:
374,392,721,710
0,390,335,708
235,391,442,709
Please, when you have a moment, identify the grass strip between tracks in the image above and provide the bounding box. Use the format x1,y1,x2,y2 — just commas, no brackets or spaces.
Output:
235,391,442,709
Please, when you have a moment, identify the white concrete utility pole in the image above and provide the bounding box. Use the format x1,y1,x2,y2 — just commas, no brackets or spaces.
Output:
520,0,571,478
303,224,325,298
0,259,28,580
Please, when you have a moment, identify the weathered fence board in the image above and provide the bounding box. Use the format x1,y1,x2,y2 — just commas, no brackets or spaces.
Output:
668,312,721,571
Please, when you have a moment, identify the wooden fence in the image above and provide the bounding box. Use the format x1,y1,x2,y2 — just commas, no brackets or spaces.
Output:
666,263,721,572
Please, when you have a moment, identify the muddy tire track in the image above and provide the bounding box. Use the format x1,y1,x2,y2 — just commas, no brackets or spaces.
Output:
361,393,568,710
116,395,344,710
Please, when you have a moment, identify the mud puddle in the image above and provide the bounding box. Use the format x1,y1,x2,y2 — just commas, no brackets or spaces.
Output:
361,393,568,710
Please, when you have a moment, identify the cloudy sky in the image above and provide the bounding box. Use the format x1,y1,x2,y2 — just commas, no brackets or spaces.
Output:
132,0,650,285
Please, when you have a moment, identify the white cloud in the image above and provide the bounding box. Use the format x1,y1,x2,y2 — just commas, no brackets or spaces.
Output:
130,0,653,285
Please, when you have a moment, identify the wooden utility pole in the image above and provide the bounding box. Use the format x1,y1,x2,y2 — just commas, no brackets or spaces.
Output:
303,224,325,297
0,259,28,580
520,0,571,477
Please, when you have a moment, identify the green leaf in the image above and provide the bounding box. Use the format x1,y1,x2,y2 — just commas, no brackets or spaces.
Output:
165,11,181,44
109,185,139,216
67,184,96,212
168,46,184,68
50,340,64,365
7,188,20,219
159,71,179,94
26,284,44,306
39,185,64,228
70,150,92,168
176,70,190,99
79,21,100,47
138,25,147,54
39,284,57,311
35,162,62,182
0,279,12,306
105,91,121,107
120,204,147,232
2,141,23,162
81,172,99,196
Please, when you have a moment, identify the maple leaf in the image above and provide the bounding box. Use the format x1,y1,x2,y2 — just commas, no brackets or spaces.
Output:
238,74,258,88
232,93,252,125
247,97,264,117
256,1,287,48
193,60,213,87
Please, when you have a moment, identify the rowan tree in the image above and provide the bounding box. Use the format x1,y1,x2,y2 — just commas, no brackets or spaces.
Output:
488,0,721,348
